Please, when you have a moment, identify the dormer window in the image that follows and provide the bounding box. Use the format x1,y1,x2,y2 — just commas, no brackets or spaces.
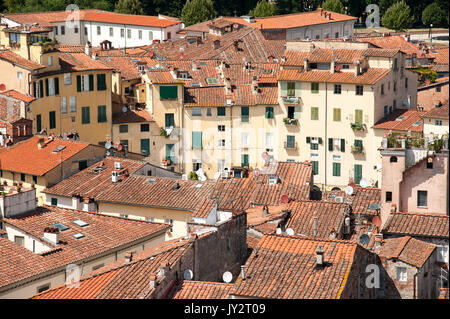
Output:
178,71,190,79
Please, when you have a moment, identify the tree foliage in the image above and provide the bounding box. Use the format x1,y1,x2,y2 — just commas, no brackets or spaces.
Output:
181,0,216,26
422,2,448,27
249,0,276,17
114,0,144,15
381,1,413,31
321,0,344,14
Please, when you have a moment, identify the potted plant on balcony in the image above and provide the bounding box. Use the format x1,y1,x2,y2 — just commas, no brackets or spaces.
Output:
160,127,169,138
188,171,198,180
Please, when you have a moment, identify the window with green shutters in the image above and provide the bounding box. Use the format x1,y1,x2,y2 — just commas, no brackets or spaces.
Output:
97,74,106,90
97,105,107,123
241,107,249,122
82,106,90,124
355,109,363,124
341,139,345,152
333,108,341,121
328,138,333,151
36,114,41,133
311,107,319,120
140,139,150,156
160,86,178,99
217,107,226,116
311,82,319,93
192,131,202,149
241,154,249,167
45,78,49,96
332,162,341,176
77,75,82,92
354,164,362,184
54,77,59,95
166,144,175,162
89,74,94,91
312,161,318,175
165,113,175,128
265,107,274,118
39,80,44,97
49,111,56,129
287,82,296,97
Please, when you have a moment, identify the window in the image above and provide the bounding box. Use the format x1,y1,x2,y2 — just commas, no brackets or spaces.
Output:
140,139,150,155
84,27,88,35
265,132,274,148
312,161,319,175
386,191,392,202
97,105,107,123
287,82,296,96
138,30,142,39
436,86,441,92
417,191,427,207
120,28,125,37
192,132,202,149
217,107,226,116
241,107,249,122
127,29,131,38
97,26,101,35
36,114,41,133
64,73,71,85
97,74,106,91
342,64,349,69
332,162,341,176
311,82,319,93
81,106,90,124
70,96,76,113
265,107,274,119
218,159,225,171
165,113,175,128
393,58,398,71
51,197,58,206
55,27,58,35
311,107,319,120
61,26,65,35
435,120,442,126
354,164,362,184
49,111,56,129
310,142,319,150
286,135,295,148
160,86,177,99
287,106,295,119
192,107,202,116
396,267,407,282
37,284,50,294
334,84,341,94
17,71,22,80
241,154,249,167
356,85,363,95
206,108,212,116
218,125,225,132
76,74,93,92
92,264,104,271
355,109,363,124
61,97,67,114
393,81,397,92
119,124,128,133
393,100,397,110
14,236,25,246
241,132,249,147
166,144,175,162
390,156,398,163
140,123,150,132
218,139,225,147
333,108,341,121
33,175,37,184
335,32,339,38
109,27,113,37
381,84,384,95
437,246,449,263
145,216,155,222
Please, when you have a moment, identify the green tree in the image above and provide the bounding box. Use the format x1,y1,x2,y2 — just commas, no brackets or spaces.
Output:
422,2,448,27
378,0,397,16
181,0,217,26
321,0,344,14
114,0,144,14
381,1,413,31
249,0,276,17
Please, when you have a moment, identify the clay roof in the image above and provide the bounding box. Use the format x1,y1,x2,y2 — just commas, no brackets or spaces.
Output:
43,156,148,198
417,81,449,111
147,70,183,84
184,87,227,107
230,234,359,299
112,109,154,124
0,90,35,103
0,136,93,176
58,52,112,72
4,10,180,28
3,25,52,33
32,237,192,299
0,49,45,70
223,9,357,30
171,280,233,299
357,36,419,57
322,187,381,216
285,200,348,238
163,60,224,88
422,102,449,119
0,206,169,291
379,236,436,268
372,109,426,132
430,46,449,65
97,56,160,80
382,212,449,239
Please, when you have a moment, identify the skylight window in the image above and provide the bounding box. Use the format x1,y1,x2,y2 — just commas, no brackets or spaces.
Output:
73,219,89,227
191,82,202,87
195,184,203,188
199,62,207,66
72,233,85,239
395,116,405,121
206,78,220,85
52,145,66,153
147,178,156,184
413,121,422,126
52,223,69,231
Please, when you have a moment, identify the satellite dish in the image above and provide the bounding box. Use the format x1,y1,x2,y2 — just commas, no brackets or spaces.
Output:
105,141,112,149
276,228,282,235
183,269,193,280
344,186,354,196
359,178,368,188
196,168,204,176
372,216,382,228
214,172,221,180
122,106,128,113
359,234,370,245
280,194,289,203
106,150,111,156
286,228,294,236
222,271,233,283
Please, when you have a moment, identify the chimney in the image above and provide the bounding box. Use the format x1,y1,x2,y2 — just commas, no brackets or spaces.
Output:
262,205,269,217
310,43,315,53
43,227,59,245
313,216,318,237
159,261,169,276
315,246,325,267
111,171,119,183
213,40,220,50
85,42,92,57
304,57,309,71
374,234,383,248
124,251,133,263
37,137,45,149
320,8,323,16
252,76,258,94
329,228,337,239
149,273,157,289
240,265,246,280
331,58,335,74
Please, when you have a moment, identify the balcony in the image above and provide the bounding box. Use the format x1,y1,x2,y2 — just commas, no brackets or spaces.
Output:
282,96,300,105
284,141,298,150
350,122,366,131
283,117,298,126
351,145,365,154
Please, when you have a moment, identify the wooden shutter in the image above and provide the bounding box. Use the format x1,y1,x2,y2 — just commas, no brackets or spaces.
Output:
76,75,81,92
160,86,177,99
340,139,345,152
39,80,44,97
328,138,333,151
354,164,362,184
54,77,59,95
97,74,106,90
89,74,94,91
36,114,41,132
49,111,56,129
45,78,49,96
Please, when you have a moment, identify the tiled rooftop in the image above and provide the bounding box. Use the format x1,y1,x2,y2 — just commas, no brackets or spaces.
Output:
171,280,233,299
382,212,449,239
372,109,426,132
379,236,436,268
0,90,36,103
112,109,154,124
322,186,381,216
230,234,359,299
422,102,449,119
0,49,45,70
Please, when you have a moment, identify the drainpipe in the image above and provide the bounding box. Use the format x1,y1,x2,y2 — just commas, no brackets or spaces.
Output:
324,82,328,188
413,269,419,299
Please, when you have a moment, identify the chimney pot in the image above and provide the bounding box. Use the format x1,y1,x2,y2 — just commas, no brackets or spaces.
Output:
124,251,133,263
43,227,59,244
240,265,246,280
316,246,325,267
149,273,157,289
313,216,318,237
262,205,269,217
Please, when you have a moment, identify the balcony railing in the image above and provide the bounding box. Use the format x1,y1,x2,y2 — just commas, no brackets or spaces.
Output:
284,141,298,150
351,145,364,154
281,96,300,104
283,117,298,126
350,122,366,131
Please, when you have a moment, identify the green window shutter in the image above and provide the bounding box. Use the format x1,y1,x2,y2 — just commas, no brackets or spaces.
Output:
340,139,345,152
36,114,41,132
287,82,295,96
328,138,333,151
287,135,295,148
49,111,56,129
333,108,341,121
241,154,249,167
265,107,274,118
88,74,94,91
165,144,175,162
54,77,59,95
140,139,150,156
77,75,81,92
97,74,106,90
217,107,226,116
354,164,362,184
333,163,341,176
97,105,107,123
280,81,287,96
318,137,323,144
45,78,49,96
306,137,310,143
82,106,90,124
354,140,362,148
355,110,363,124
312,161,318,175
311,107,318,120
165,113,175,127
192,131,202,149
39,80,44,97
160,86,178,99
241,107,249,122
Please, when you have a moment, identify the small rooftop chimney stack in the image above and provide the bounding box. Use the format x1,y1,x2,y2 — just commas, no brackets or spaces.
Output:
85,42,92,57
149,273,157,289
262,205,269,217
316,246,325,267
159,261,169,276
43,227,59,245
313,216,318,237
112,171,119,183
124,251,133,263
304,57,309,71
374,234,383,248
240,265,246,280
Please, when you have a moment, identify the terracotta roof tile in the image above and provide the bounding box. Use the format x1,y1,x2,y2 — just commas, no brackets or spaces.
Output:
112,109,154,124
430,46,449,64
147,70,183,84
357,35,420,57
379,236,436,268
0,49,45,70
184,87,226,107
382,212,449,239
372,109,426,132
422,102,449,119
322,187,381,216
171,280,233,299
417,81,449,111
0,90,35,103
58,52,112,72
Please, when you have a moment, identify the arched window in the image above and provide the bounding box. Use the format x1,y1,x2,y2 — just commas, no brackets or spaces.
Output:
331,187,341,191
390,156,398,163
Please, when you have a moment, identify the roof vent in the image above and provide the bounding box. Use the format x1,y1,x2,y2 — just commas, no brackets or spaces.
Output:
52,145,66,153
173,182,180,190
114,162,122,170
112,171,119,183
125,251,133,263
315,246,325,267
43,226,59,245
